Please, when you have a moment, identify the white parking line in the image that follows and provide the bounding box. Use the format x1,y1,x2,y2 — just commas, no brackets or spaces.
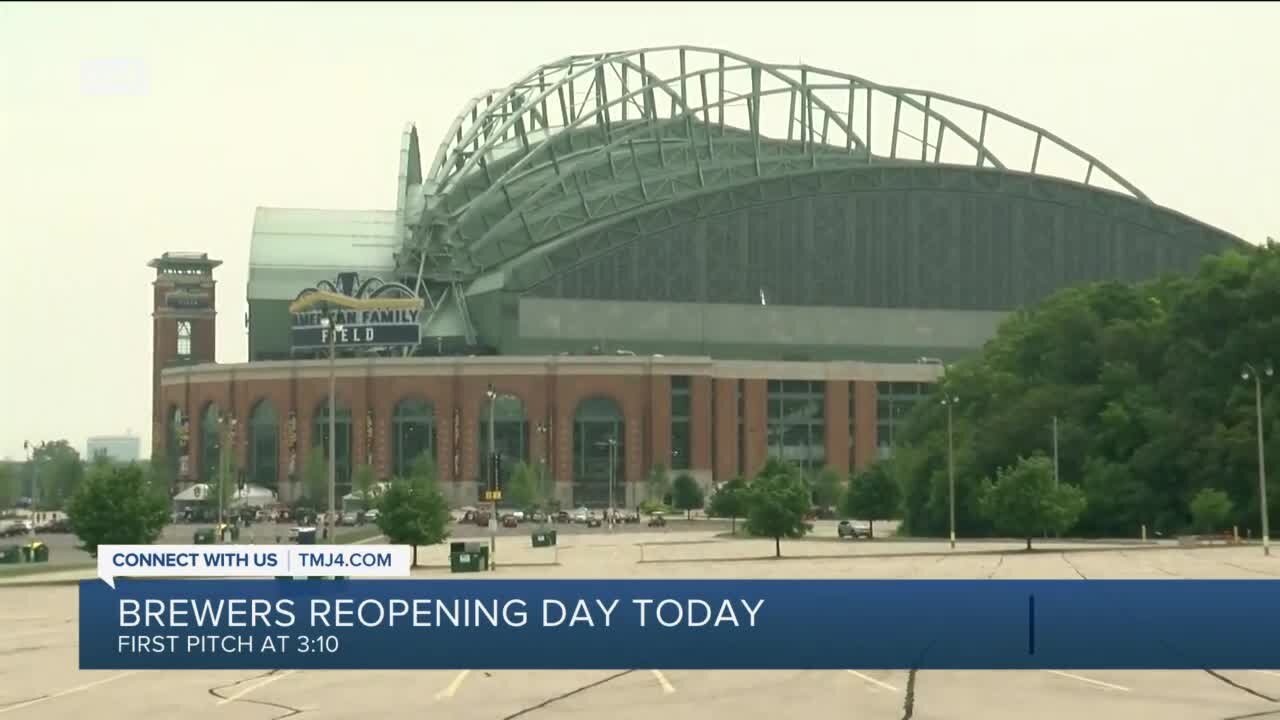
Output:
434,670,471,700
1253,670,1280,679
354,534,386,545
1045,670,1131,692
216,670,297,706
651,669,676,694
846,670,901,693
0,671,138,714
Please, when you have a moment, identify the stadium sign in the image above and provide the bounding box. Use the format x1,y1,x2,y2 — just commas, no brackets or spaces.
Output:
289,272,424,352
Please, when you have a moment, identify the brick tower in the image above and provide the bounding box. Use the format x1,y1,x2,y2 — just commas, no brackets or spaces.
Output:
148,252,221,476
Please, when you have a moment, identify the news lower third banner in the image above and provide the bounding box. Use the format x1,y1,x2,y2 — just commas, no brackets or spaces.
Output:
80,577,1280,670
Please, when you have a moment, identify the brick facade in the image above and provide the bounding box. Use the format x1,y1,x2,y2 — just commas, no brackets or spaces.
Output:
157,358,942,507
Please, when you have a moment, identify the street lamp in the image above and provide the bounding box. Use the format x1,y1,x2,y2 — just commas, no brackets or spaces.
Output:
940,395,959,549
21,440,46,513
486,384,498,569
215,414,238,544
319,314,344,542
1243,363,1274,556
596,437,618,532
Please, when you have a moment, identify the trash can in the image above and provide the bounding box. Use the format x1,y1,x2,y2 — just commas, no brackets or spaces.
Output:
0,544,20,564
531,529,558,548
21,542,49,563
193,528,216,544
296,528,317,545
450,542,490,573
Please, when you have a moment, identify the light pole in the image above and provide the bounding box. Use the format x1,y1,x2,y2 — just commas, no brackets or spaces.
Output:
486,385,498,569
215,414,237,544
596,437,618,531
536,422,550,511
940,395,959,549
22,440,45,514
1243,363,1273,556
320,314,343,542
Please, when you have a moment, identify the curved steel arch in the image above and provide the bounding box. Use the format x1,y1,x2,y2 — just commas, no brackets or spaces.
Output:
404,45,1149,288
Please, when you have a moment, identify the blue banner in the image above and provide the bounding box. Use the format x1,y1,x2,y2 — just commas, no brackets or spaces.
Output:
79,579,1280,670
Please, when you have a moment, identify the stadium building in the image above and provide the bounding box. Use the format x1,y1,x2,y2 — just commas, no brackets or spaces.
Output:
151,47,1243,507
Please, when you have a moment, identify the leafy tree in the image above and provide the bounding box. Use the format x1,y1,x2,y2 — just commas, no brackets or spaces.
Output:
505,461,536,510
409,451,437,486
145,449,175,498
979,455,1087,550
890,244,1280,540
0,463,18,507
843,461,901,538
810,467,843,510
646,464,672,505
708,476,748,534
743,459,812,557
353,464,378,508
377,466,450,567
1190,488,1233,534
671,473,704,519
66,462,169,558
24,440,84,509
301,447,329,507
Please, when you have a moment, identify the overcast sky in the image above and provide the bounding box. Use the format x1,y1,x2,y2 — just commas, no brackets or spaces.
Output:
1,1,1277,461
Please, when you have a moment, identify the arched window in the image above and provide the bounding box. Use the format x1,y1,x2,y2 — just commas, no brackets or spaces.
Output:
572,396,624,508
312,398,353,497
479,394,527,493
248,399,279,489
393,399,435,479
200,403,223,484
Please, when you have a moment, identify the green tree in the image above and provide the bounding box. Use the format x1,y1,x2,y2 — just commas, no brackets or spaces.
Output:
671,473,704,519
377,468,450,567
843,462,901,538
810,467,843,510
646,464,672,505
979,455,1087,550
66,462,170,558
0,462,20,507
145,450,175,498
409,451,437,486
744,459,812,557
301,447,329,507
25,440,84,509
353,464,378,508
1190,488,1233,534
708,476,749,534
505,461,536,510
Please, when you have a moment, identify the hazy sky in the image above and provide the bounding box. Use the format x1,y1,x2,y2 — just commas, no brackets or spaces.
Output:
1,2,1277,461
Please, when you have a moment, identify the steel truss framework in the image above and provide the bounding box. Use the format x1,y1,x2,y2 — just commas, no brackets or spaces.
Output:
401,46,1214,294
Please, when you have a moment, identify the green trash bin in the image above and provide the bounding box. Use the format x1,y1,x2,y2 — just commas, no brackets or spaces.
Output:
0,544,20,564
531,529,558,548
193,528,216,545
450,550,482,573
21,542,49,563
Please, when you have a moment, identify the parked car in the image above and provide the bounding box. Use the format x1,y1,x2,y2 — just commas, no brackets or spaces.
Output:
502,514,519,528
529,510,547,524
586,515,602,528
473,511,491,527
40,517,72,533
364,509,380,523
572,508,590,524
648,513,667,528
838,520,872,539
339,511,359,526
555,510,571,524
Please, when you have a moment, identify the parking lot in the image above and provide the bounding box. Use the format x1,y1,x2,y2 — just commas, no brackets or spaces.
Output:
4,533,1280,719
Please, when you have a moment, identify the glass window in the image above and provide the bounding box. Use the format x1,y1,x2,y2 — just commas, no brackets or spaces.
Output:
200,403,222,485
393,399,434,479
671,375,691,470
766,380,826,472
177,321,192,357
479,394,526,493
573,396,624,507
875,382,927,457
313,399,353,497
248,399,278,489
